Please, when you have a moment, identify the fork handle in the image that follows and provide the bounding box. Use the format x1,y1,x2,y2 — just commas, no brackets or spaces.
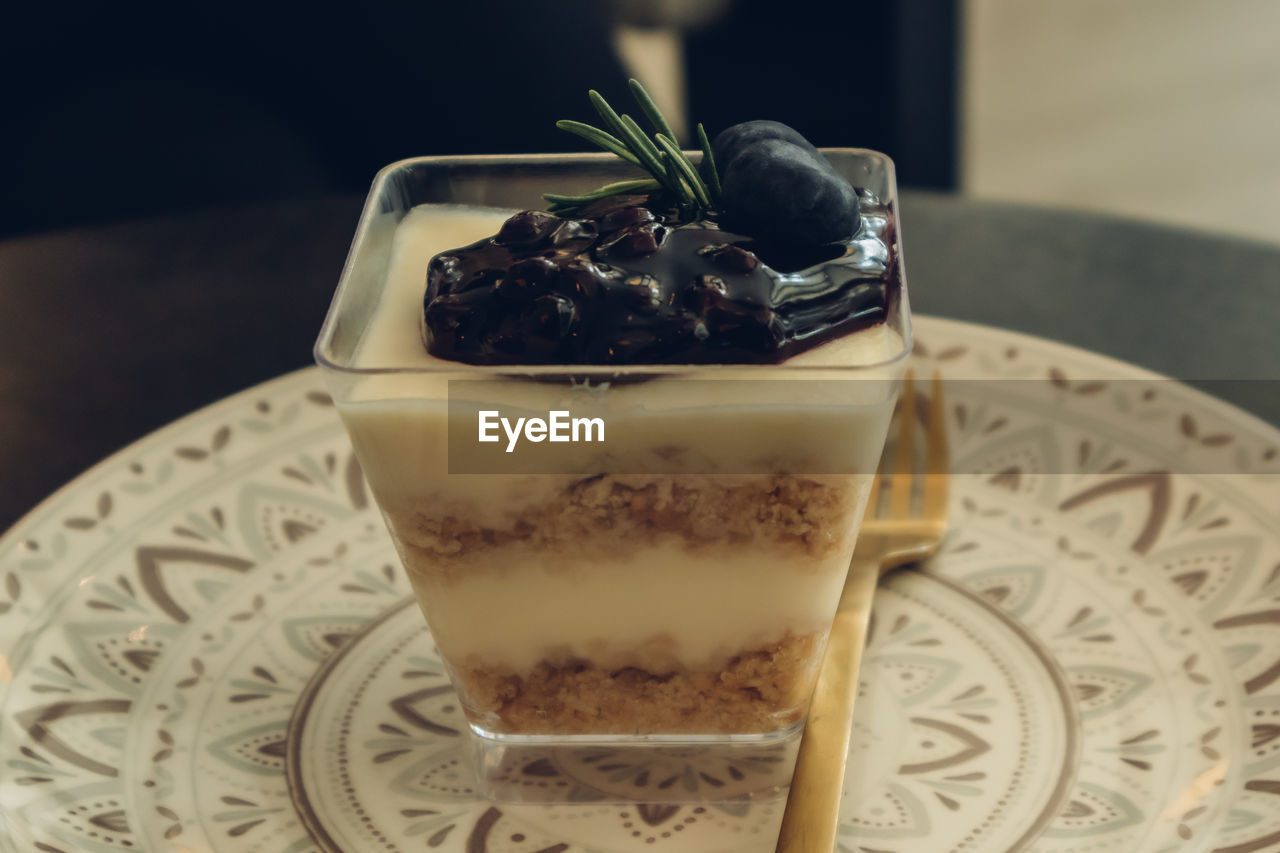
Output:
774,558,879,852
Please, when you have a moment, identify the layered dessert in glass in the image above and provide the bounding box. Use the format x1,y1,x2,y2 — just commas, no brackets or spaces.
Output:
316,98,910,743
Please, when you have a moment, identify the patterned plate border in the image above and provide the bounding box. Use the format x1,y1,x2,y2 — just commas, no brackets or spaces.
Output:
1,316,1277,853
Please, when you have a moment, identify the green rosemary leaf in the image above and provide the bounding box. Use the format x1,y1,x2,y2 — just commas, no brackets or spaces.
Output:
609,176,665,193
654,134,711,208
542,178,662,207
697,123,722,202
589,92,675,194
628,78,679,145
587,90,631,146
619,114,691,204
654,151,689,203
619,113,662,163
555,120,641,166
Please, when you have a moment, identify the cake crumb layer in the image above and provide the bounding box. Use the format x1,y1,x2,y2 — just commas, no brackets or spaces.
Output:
458,632,822,735
388,474,862,581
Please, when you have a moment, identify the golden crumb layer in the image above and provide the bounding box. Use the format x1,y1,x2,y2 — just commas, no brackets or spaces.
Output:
457,632,822,735
385,474,862,581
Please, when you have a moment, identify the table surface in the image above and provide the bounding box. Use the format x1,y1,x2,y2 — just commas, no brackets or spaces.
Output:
2,191,1278,532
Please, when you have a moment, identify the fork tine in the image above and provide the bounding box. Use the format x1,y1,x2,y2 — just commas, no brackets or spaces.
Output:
888,369,916,518
922,370,949,521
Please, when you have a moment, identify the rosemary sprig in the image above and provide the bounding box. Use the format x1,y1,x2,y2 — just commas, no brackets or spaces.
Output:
697,122,722,202
544,178,663,213
588,89,629,140
554,120,640,167
655,133,710,208
618,112,685,201
546,80,719,216
629,78,680,154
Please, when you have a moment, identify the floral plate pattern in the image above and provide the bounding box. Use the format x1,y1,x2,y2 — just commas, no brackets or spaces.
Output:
2,316,1278,853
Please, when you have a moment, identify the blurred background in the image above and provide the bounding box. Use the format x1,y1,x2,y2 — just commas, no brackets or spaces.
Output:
0,0,955,237
3,0,1279,531
2,0,1278,242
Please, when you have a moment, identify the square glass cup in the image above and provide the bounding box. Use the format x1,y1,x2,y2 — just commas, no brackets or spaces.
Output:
315,152,912,745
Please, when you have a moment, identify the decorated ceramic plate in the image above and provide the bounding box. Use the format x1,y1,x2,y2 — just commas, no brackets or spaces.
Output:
2,316,1278,853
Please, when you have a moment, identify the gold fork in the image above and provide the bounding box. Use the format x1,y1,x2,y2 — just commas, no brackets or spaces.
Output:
775,369,950,852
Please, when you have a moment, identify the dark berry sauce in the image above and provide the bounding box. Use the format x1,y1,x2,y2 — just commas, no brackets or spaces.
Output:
422,193,898,365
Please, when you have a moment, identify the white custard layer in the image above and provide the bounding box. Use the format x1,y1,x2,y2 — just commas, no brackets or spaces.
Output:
413,541,857,674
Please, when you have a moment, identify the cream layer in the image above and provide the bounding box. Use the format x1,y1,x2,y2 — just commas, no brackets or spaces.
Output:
409,540,861,674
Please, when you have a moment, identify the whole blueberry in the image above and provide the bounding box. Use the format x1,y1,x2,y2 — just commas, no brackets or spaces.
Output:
711,120,822,172
719,139,860,246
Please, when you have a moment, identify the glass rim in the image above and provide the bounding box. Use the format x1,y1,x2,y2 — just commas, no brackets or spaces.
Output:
315,150,913,378
365,146,900,178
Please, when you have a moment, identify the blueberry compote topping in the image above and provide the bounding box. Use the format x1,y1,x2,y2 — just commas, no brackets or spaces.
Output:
422,192,896,366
